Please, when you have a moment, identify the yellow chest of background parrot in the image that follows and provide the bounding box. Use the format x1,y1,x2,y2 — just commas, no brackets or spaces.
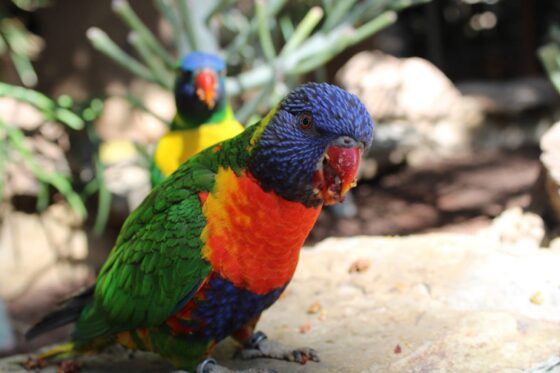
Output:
154,119,244,176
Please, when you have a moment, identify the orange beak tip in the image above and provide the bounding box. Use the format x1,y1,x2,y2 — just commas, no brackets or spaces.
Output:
195,69,218,109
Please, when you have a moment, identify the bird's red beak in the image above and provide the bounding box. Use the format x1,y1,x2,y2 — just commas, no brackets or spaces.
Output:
313,138,362,205
195,68,218,109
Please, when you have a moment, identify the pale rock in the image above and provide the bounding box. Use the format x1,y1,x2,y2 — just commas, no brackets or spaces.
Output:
548,237,560,251
0,97,71,199
95,80,171,145
337,51,484,176
103,160,151,212
0,97,45,131
480,207,545,250
0,204,91,300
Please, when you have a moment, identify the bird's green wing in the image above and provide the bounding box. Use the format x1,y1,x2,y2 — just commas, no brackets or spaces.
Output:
73,152,218,342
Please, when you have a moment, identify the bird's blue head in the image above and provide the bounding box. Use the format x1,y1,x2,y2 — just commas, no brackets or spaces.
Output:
249,83,374,207
175,52,227,125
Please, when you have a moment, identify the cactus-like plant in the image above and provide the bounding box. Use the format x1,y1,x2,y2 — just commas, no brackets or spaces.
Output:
87,0,430,123
0,0,50,87
0,82,105,219
539,25,560,95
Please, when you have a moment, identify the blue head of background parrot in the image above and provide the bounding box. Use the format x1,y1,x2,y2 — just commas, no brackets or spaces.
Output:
174,52,227,126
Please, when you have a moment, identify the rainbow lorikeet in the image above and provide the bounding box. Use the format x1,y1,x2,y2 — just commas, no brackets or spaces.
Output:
26,83,374,373
151,52,244,186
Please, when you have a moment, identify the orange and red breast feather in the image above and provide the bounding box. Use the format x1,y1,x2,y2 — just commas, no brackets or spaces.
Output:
201,168,321,294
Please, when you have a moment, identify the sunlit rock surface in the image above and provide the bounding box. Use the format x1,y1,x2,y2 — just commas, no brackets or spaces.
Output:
2,234,560,372
0,203,91,301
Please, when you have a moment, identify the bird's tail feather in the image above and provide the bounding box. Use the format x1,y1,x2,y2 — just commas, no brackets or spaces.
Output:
25,285,94,340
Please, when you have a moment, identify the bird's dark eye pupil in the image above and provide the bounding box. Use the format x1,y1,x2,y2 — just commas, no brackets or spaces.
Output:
299,113,313,130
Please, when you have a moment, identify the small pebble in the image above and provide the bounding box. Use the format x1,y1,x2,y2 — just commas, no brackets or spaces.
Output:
530,291,544,305
394,344,402,354
349,258,371,273
22,357,48,370
307,302,322,314
299,324,312,334
57,360,82,373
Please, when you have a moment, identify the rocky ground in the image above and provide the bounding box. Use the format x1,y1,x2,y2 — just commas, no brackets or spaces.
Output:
1,234,560,372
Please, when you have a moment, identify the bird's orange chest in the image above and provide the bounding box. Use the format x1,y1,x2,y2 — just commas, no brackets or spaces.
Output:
201,168,321,294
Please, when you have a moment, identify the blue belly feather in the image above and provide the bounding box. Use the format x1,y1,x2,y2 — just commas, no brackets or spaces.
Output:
190,275,285,342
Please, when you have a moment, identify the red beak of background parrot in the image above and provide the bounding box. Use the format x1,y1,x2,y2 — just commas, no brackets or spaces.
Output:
195,68,218,109
313,137,363,205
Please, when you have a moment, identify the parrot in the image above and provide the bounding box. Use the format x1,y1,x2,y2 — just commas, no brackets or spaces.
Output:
26,82,374,373
151,51,244,186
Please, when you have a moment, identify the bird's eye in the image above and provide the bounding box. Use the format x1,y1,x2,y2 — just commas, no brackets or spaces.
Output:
180,71,193,81
299,113,314,130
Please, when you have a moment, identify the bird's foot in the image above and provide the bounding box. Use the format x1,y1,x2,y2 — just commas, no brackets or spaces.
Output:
235,331,319,364
194,358,276,373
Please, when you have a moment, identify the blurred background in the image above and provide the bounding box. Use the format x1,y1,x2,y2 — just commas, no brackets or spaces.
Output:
1,0,560,358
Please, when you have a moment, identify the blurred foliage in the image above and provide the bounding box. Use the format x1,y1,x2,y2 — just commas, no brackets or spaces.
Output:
88,0,430,123
0,82,104,219
2,0,433,228
539,25,560,95
0,0,110,223
0,0,50,86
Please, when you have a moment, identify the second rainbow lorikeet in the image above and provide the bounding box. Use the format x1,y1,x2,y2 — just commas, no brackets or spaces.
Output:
151,52,244,186
26,83,374,373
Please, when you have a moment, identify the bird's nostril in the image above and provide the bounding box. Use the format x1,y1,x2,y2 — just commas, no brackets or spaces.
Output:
335,136,357,148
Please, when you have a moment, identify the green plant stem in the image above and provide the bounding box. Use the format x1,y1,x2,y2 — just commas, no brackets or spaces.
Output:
236,79,275,123
539,44,560,94
322,0,357,32
1,18,39,86
226,64,274,96
256,0,276,63
155,0,187,56
226,0,287,58
280,7,324,57
279,15,295,42
128,32,174,89
348,10,397,44
93,156,111,235
112,0,175,68
0,120,86,218
205,0,236,24
0,137,6,200
9,51,38,87
36,181,49,211
178,0,200,51
87,27,157,84
0,82,84,129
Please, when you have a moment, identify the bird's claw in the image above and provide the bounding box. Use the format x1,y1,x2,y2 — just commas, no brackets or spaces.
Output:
235,331,320,365
194,358,276,373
